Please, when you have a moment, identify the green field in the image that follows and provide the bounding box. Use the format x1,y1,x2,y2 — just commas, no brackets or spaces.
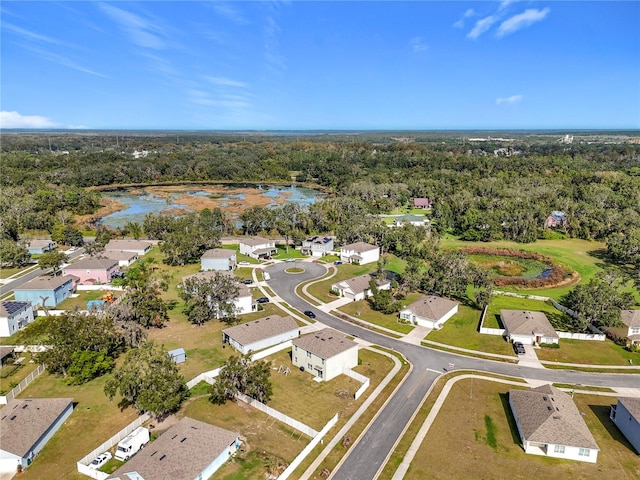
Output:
338,293,423,334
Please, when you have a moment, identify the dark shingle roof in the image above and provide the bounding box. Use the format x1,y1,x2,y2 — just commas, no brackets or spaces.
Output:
223,315,298,346
292,328,358,360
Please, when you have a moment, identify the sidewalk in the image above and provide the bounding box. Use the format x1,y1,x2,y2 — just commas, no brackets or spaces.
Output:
517,344,544,369
398,326,432,346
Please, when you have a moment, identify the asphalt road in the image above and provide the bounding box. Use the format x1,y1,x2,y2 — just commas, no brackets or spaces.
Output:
266,262,640,480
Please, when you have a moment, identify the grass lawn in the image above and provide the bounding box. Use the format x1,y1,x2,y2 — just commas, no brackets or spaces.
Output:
536,338,637,366
338,293,423,335
0,266,30,279
0,316,49,346
400,379,640,480
0,355,39,393
14,373,140,480
427,305,515,356
383,253,406,275
486,295,576,331
305,263,375,303
56,290,118,311
273,246,306,260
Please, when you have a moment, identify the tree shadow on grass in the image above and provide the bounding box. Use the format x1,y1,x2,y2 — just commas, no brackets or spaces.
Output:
499,392,523,447
588,404,639,454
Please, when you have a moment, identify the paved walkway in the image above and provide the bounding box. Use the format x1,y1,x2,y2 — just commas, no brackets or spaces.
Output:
517,344,544,369
398,326,432,345
316,296,352,312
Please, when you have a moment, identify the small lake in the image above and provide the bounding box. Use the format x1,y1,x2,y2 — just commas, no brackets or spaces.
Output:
98,184,322,230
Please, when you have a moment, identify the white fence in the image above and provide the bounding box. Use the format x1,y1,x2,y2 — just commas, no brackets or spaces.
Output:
556,331,605,341
251,340,293,361
342,368,370,400
236,392,319,438
77,414,150,480
277,413,339,480
76,285,125,291
186,367,221,388
477,305,506,336
0,364,46,405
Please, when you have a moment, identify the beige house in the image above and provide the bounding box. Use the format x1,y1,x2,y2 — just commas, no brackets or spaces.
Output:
607,310,640,347
292,328,358,381
509,384,599,463
331,274,391,302
104,239,153,256
399,295,459,329
501,310,559,346
222,315,299,355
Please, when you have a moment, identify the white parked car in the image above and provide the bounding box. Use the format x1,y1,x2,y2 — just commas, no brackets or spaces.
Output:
90,451,112,469
238,261,251,266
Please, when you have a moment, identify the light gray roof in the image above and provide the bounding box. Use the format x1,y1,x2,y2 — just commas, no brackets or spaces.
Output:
0,398,73,457
403,295,459,320
341,242,378,253
292,328,358,360
65,256,119,270
0,301,32,317
105,239,153,252
620,310,640,328
15,275,75,291
509,384,599,450
181,271,250,297
26,239,55,248
107,417,238,480
201,248,236,259
395,214,428,223
618,397,640,421
332,274,390,296
100,251,138,261
223,315,299,346
501,310,559,339
240,236,273,247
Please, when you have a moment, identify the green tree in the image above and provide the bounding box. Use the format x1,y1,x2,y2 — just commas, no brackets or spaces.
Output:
209,354,273,405
38,250,68,274
104,342,189,419
180,272,240,325
66,351,114,385
0,239,30,267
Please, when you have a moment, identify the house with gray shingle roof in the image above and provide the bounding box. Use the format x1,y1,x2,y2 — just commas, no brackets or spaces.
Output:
107,417,240,480
399,295,459,329
222,315,299,355
238,236,277,260
606,310,640,347
62,256,120,285
13,275,76,308
340,242,380,265
0,397,74,472
24,239,57,255
292,328,358,381
105,239,153,256
0,301,34,337
501,310,559,346
509,384,599,463
331,274,391,302
610,397,640,454
201,248,236,271
393,214,429,228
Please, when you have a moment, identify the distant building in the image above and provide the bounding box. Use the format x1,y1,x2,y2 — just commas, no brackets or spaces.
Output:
339,242,380,265
393,214,429,228
105,239,153,256
100,251,139,267
201,248,236,271
167,348,186,364
24,239,57,255
605,310,640,347
182,271,256,317
413,198,433,209
238,237,277,260
301,236,334,256
0,301,35,337
545,211,568,229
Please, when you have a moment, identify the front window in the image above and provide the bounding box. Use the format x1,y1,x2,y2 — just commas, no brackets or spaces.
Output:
578,448,590,457
553,445,565,454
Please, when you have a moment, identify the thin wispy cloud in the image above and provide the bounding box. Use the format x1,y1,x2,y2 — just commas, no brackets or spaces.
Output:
208,2,249,25
410,37,429,52
496,94,523,105
454,8,475,28
0,111,58,128
264,14,285,70
499,0,518,11
99,3,165,50
206,76,248,88
467,15,498,40
22,45,108,78
3,22,76,48
497,8,550,37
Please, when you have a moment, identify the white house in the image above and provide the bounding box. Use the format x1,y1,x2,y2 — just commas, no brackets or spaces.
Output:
509,384,599,463
331,274,391,302
501,310,559,346
201,248,236,271
238,236,277,260
610,397,640,454
0,301,35,338
301,236,334,256
292,328,358,381
101,250,139,267
106,417,240,480
399,295,459,329
222,315,299,355
104,239,153,256
0,398,74,473
393,214,430,228
182,271,256,317
606,310,640,347
340,242,380,265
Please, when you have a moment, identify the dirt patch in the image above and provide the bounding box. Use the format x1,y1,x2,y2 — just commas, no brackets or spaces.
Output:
75,197,127,227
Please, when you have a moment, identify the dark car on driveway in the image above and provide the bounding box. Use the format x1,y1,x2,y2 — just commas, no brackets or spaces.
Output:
513,342,526,355
256,297,269,303
304,310,316,318
241,279,253,285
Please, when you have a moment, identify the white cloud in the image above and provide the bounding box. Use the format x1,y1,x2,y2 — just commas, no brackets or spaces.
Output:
67,124,90,129
0,111,58,128
453,8,475,28
209,2,249,25
496,94,523,105
467,15,498,39
3,23,76,48
99,3,164,49
497,8,550,37
206,77,248,88
499,0,518,11
410,37,429,52
22,45,108,78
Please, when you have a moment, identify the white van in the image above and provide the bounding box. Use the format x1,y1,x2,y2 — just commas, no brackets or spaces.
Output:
263,272,271,281
115,427,150,461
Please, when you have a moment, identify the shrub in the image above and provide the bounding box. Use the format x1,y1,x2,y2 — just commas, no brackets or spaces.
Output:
539,342,560,349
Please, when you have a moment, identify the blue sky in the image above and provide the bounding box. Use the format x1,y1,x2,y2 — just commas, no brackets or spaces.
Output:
1,1,639,130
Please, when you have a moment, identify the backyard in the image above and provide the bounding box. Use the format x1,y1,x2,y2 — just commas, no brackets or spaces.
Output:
485,294,578,331
337,293,424,335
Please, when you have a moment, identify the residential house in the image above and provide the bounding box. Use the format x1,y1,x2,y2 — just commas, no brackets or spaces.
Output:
610,397,640,454
509,384,599,463
106,417,240,480
413,198,433,210
13,275,76,308
62,256,119,285
301,236,334,256
182,271,256,316
501,310,559,346
201,248,236,271
0,398,74,472
339,242,380,265
399,295,459,329
0,301,35,337
24,239,57,255
545,211,568,229
0,346,15,366
101,250,138,267
393,214,430,228
222,315,299,355
606,310,640,347
292,328,358,381
331,274,391,302
238,237,277,260
104,239,153,256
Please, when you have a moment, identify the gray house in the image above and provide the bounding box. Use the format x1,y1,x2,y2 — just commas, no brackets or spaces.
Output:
222,315,299,355
301,236,334,256
610,397,640,454
201,248,236,271
106,417,240,480
0,398,74,472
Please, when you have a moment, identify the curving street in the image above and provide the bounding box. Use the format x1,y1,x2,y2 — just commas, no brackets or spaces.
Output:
265,261,640,480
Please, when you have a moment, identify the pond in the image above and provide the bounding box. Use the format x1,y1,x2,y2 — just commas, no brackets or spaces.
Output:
97,184,322,230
